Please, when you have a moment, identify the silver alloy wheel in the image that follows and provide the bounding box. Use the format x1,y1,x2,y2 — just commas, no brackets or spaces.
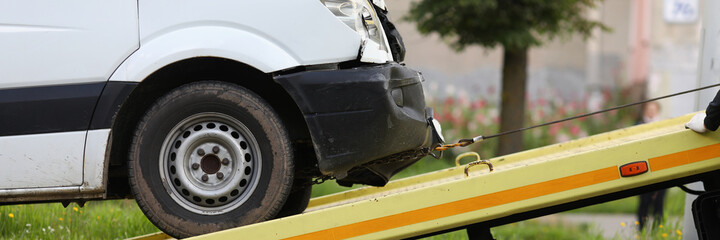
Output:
159,112,261,215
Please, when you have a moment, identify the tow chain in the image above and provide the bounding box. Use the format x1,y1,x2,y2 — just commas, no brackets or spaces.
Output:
433,136,483,151
311,175,334,185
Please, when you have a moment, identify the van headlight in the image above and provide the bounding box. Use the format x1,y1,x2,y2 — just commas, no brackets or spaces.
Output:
321,0,392,63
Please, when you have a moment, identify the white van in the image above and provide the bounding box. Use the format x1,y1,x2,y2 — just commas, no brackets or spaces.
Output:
0,0,442,237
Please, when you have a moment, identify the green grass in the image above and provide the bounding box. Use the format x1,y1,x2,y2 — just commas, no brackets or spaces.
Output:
0,200,158,239
600,215,685,240
635,218,684,240
493,221,605,240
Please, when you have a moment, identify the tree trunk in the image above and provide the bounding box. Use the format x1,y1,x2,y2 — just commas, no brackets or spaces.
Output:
496,47,528,156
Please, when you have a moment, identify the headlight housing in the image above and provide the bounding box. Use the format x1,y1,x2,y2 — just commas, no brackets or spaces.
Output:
321,0,392,63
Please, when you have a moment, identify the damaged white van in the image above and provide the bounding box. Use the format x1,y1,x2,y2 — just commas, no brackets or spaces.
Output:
0,0,442,237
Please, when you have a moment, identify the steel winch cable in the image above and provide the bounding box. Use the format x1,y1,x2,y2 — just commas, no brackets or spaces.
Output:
434,83,720,152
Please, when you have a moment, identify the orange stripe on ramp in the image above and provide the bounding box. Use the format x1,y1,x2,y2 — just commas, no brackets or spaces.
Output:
285,167,619,240
649,143,720,171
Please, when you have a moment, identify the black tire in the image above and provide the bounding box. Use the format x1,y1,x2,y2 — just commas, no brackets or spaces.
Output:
275,178,313,218
128,81,294,238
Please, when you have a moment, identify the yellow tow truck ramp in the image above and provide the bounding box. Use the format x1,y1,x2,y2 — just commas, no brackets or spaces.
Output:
138,113,719,240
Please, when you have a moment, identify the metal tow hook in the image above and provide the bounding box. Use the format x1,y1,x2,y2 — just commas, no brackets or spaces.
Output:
455,152,493,177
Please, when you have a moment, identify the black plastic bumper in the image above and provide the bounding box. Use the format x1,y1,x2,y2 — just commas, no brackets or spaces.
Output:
275,63,437,186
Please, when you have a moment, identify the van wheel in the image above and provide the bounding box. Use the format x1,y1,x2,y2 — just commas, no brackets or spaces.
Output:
128,81,293,238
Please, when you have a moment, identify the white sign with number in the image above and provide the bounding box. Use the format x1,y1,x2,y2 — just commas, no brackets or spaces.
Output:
664,0,699,23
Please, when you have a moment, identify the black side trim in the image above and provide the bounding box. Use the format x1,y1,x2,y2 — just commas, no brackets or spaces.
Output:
0,82,137,137
89,82,137,130
0,83,105,136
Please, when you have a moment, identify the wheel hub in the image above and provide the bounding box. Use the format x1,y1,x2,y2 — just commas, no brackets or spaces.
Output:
160,113,261,214
200,151,221,174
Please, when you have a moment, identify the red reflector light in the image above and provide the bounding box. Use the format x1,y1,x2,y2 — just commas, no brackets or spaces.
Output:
619,161,648,177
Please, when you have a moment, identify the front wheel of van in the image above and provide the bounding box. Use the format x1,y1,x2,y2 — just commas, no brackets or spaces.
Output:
128,81,294,238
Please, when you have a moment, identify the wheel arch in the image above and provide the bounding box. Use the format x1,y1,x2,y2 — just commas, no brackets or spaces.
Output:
109,26,304,82
105,57,317,198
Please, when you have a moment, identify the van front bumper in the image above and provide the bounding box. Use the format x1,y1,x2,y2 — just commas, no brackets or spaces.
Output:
275,63,440,186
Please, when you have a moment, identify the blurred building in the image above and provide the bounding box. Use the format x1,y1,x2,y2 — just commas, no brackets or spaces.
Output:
387,0,704,118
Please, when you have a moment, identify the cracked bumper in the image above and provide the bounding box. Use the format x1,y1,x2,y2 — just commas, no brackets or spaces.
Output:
275,63,438,185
